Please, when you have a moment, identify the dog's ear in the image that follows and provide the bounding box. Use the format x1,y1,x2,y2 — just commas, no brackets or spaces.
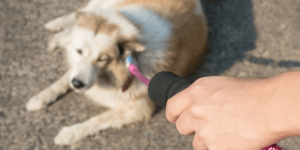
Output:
47,29,71,52
45,12,75,52
74,10,89,20
119,41,145,57
74,11,101,33
124,41,145,52
44,13,76,32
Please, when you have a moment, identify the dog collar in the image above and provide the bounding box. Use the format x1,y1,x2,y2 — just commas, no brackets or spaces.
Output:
122,75,134,92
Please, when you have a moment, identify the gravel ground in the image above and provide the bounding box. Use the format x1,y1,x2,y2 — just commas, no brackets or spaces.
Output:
1,0,300,149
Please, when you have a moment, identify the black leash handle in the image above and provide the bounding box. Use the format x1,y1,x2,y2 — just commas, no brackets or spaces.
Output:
148,71,194,107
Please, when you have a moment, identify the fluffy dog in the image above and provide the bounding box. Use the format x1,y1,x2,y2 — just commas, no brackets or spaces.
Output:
26,0,207,145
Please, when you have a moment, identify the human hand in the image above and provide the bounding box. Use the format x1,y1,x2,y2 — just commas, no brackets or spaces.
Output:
166,76,287,150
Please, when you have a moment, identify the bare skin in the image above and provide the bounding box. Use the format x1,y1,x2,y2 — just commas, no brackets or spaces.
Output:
166,70,300,150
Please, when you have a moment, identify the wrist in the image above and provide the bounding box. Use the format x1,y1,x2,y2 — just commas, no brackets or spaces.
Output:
263,72,300,139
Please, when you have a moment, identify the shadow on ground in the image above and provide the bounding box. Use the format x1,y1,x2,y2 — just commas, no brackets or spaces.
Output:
192,0,256,78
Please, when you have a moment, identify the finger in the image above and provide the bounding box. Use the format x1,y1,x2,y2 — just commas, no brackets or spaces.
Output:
166,87,192,123
175,110,196,135
193,135,208,150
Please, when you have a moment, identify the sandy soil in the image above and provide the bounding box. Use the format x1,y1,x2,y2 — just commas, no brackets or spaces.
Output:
1,0,300,149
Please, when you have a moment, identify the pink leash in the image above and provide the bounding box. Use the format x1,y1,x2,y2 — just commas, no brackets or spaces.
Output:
129,63,284,150
263,144,285,150
129,64,150,86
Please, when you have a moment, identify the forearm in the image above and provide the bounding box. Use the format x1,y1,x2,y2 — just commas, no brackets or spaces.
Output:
264,70,300,138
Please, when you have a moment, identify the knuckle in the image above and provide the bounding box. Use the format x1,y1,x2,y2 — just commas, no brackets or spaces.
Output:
192,139,197,147
188,78,208,96
189,104,204,118
189,83,203,95
188,78,214,101
192,138,200,149
175,121,186,135
166,100,175,116
166,101,175,116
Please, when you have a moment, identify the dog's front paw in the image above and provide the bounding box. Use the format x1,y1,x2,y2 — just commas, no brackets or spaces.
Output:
54,126,84,145
26,95,48,111
26,89,57,111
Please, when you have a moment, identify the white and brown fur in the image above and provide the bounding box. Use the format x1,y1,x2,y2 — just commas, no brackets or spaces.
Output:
26,0,207,145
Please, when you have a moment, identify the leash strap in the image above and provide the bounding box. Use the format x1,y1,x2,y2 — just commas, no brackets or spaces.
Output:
263,144,285,150
128,64,150,86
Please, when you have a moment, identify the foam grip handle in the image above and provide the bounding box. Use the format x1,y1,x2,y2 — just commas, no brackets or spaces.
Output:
148,71,194,107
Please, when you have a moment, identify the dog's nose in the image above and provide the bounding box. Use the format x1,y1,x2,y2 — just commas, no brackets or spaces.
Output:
71,79,85,89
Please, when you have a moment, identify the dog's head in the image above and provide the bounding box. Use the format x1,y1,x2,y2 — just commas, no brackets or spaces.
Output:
45,10,145,92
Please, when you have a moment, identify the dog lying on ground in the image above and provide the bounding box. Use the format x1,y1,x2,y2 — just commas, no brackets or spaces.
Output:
26,0,207,145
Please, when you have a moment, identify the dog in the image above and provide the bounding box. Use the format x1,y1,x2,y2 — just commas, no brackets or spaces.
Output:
26,0,207,145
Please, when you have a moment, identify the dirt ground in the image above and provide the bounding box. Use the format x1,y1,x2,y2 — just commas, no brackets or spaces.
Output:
1,0,300,149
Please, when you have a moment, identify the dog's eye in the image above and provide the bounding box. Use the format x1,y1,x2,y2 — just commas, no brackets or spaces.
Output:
97,55,108,62
117,43,124,56
77,49,83,55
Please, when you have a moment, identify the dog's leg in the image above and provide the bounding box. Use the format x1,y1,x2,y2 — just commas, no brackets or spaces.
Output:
54,95,155,145
26,71,71,111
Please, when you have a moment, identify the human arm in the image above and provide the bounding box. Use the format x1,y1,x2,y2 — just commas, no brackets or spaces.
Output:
166,70,300,150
